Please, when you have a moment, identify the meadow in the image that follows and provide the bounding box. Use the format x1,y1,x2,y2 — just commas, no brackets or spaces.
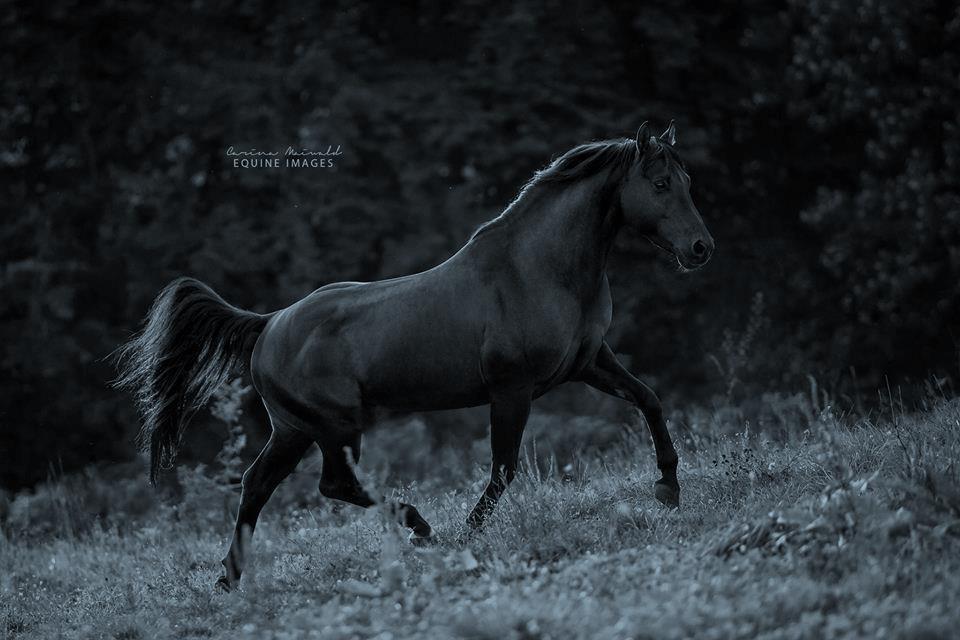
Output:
3,394,960,639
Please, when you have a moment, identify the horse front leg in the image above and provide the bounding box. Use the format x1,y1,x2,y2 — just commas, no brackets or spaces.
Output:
467,387,532,528
578,342,680,507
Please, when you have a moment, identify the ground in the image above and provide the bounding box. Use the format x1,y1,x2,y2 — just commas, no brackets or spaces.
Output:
3,399,960,639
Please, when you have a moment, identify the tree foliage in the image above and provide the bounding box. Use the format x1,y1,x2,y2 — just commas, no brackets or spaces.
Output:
1,0,957,488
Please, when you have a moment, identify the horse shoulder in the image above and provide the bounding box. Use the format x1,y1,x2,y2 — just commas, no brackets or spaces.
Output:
476,278,605,388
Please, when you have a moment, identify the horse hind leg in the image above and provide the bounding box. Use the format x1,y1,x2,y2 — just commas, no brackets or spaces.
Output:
217,418,312,591
317,431,434,542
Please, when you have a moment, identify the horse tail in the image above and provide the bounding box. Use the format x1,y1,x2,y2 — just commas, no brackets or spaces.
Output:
114,277,272,484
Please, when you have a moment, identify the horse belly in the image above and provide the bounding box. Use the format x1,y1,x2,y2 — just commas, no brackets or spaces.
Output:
359,332,489,411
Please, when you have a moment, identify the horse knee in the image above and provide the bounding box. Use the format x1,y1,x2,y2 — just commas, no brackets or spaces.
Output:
318,474,374,507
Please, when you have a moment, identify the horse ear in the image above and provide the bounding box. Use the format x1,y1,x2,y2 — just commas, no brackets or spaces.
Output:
660,119,677,146
635,121,651,155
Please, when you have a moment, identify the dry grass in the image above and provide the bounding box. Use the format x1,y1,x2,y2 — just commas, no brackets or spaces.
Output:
3,399,960,639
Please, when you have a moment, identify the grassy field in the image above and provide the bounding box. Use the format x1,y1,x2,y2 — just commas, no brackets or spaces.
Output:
3,398,960,639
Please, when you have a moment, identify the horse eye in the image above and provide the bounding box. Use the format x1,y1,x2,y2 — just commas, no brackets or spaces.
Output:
653,177,669,191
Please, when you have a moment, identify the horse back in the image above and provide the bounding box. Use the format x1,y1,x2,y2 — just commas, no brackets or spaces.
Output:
251,263,493,416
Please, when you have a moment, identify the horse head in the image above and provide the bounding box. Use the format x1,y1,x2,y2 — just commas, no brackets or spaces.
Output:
619,121,714,270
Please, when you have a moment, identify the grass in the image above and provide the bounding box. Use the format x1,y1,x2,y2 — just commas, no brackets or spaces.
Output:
3,398,960,639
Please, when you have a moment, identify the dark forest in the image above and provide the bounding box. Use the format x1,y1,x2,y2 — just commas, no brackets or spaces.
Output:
3,1,958,488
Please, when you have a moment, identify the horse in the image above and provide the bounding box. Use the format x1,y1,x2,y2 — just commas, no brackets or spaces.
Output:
115,120,714,591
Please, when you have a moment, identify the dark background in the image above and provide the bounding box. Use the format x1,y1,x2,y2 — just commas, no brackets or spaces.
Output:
2,0,958,490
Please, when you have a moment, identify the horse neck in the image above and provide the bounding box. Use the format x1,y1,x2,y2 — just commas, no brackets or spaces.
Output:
503,170,623,293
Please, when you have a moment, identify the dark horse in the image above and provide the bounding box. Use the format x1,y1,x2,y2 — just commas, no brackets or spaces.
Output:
116,121,713,590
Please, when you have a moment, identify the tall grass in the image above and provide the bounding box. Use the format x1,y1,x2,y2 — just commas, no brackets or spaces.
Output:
2,393,960,639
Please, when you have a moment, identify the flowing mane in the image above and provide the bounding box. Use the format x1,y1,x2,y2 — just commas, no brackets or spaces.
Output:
535,138,637,184
472,136,684,239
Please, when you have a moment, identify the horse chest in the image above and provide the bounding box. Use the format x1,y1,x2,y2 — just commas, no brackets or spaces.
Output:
482,286,611,389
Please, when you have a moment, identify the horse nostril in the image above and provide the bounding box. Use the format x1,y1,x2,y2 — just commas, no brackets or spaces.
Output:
692,240,708,258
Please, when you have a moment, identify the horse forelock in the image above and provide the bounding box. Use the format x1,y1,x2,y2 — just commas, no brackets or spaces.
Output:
640,138,687,177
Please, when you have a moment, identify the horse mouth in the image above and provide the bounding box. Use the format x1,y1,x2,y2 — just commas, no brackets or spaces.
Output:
644,236,705,271
678,255,709,271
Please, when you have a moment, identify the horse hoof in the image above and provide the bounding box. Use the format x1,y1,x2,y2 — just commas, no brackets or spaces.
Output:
408,531,438,547
654,481,680,508
214,575,234,593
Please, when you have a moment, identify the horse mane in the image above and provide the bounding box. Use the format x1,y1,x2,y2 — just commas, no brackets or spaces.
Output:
471,136,682,239
535,138,637,184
